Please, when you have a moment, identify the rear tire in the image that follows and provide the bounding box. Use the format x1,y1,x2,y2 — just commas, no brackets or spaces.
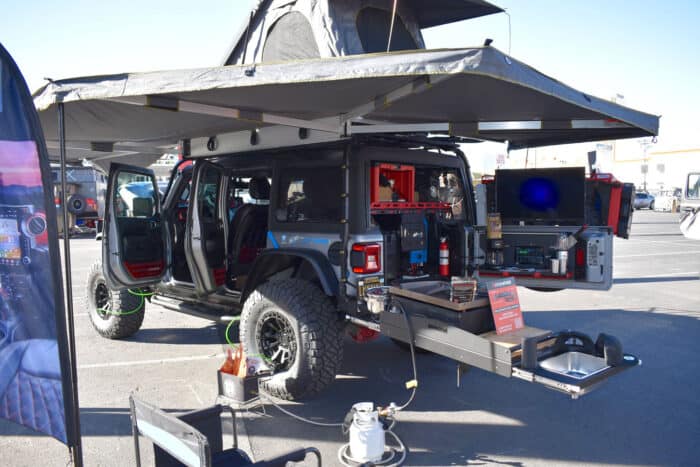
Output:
85,261,145,339
240,279,343,400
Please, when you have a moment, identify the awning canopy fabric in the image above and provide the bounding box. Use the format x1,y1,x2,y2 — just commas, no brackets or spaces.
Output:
35,46,659,169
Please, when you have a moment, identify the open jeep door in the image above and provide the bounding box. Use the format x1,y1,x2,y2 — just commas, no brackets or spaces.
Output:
185,161,228,295
103,164,166,289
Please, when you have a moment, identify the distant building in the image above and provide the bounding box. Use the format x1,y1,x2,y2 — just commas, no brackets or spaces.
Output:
640,148,700,192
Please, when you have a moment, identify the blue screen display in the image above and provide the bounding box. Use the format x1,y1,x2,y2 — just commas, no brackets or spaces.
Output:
519,178,560,212
496,168,585,225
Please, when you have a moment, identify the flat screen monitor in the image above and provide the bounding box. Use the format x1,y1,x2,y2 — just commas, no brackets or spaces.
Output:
0,218,21,260
496,168,585,225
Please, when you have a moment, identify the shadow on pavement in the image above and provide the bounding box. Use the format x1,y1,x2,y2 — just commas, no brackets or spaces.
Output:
614,275,699,285
0,406,195,438
126,324,225,345
1,308,696,465
244,308,700,466
631,232,685,237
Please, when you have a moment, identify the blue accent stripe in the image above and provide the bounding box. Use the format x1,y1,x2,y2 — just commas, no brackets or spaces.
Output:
267,231,280,249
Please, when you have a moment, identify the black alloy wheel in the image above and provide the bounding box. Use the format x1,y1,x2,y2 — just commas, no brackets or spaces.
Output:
256,310,298,371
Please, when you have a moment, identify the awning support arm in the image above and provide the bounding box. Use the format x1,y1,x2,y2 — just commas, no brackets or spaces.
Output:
340,75,452,132
108,96,340,134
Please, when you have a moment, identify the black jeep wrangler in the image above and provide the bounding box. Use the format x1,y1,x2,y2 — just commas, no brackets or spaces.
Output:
87,135,627,400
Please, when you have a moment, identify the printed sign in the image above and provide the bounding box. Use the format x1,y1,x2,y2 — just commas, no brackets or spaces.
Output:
486,277,524,335
0,43,76,445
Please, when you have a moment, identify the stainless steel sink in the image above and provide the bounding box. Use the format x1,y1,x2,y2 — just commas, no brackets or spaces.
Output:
538,351,610,380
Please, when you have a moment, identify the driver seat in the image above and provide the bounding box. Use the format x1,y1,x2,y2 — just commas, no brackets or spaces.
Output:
228,177,270,280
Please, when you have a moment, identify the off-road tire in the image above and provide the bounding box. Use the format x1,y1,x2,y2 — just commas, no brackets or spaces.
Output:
240,279,343,400
85,261,145,339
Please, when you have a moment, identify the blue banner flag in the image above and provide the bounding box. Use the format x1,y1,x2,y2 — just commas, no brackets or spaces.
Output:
0,43,77,446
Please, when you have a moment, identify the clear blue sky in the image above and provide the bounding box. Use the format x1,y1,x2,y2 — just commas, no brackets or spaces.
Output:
1,0,698,151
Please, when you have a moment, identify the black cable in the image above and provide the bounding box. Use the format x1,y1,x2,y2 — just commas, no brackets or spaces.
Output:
393,301,418,411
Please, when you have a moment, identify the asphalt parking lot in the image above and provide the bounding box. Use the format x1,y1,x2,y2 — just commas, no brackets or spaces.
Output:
0,210,698,466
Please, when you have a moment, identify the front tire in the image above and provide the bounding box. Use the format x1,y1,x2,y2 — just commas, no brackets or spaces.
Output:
85,261,145,339
649,201,655,210
240,279,343,400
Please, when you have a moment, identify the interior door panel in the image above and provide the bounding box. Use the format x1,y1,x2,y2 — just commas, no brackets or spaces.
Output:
185,162,227,295
103,164,166,289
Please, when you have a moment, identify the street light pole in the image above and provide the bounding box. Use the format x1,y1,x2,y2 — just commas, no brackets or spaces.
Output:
639,139,653,192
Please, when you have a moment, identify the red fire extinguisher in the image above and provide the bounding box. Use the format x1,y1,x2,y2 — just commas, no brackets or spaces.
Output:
439,237,450,277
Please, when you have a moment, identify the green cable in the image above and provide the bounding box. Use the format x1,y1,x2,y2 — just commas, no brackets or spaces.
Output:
98,289,154,316
127,289,155,297
98,289,275,365
224,316,241,348
223,316,274,365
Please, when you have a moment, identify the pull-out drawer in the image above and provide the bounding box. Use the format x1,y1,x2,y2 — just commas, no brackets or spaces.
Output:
381,293,640,399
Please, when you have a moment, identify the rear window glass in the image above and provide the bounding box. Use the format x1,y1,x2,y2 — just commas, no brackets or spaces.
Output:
276,167,342,223
372,162,466,220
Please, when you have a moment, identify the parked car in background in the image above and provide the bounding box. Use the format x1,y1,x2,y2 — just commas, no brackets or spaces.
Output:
681,172,700,213
633,192,655,210
653,188,681,212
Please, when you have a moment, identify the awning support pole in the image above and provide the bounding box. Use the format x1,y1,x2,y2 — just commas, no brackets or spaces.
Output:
340,75,451,125
58,103,84,467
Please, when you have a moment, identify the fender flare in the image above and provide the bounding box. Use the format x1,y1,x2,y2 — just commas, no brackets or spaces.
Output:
242,248,339,299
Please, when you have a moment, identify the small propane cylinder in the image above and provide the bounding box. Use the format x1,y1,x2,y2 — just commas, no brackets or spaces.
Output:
439,237,450,277
349,402,386,463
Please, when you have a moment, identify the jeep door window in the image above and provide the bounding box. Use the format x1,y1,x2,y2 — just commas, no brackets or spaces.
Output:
197,170,220,222
114,174,157,218
276,167,342,223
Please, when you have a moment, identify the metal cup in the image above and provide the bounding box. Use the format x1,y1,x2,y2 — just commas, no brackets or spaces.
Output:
557,250,568,275
551,258,560,274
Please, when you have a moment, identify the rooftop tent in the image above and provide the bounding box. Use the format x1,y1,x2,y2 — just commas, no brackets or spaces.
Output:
356,7,418,53
405,0,503,28
223,0,503,65
35,46,659,164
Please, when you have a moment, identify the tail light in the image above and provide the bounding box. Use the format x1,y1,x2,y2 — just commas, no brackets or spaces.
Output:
54,196,61,206
86,197,97,211
351,243,381,274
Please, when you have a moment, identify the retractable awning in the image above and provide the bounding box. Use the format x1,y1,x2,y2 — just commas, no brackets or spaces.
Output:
35,46,659,169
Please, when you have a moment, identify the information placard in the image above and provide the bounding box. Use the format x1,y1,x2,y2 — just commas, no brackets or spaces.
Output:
486,277,524,335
